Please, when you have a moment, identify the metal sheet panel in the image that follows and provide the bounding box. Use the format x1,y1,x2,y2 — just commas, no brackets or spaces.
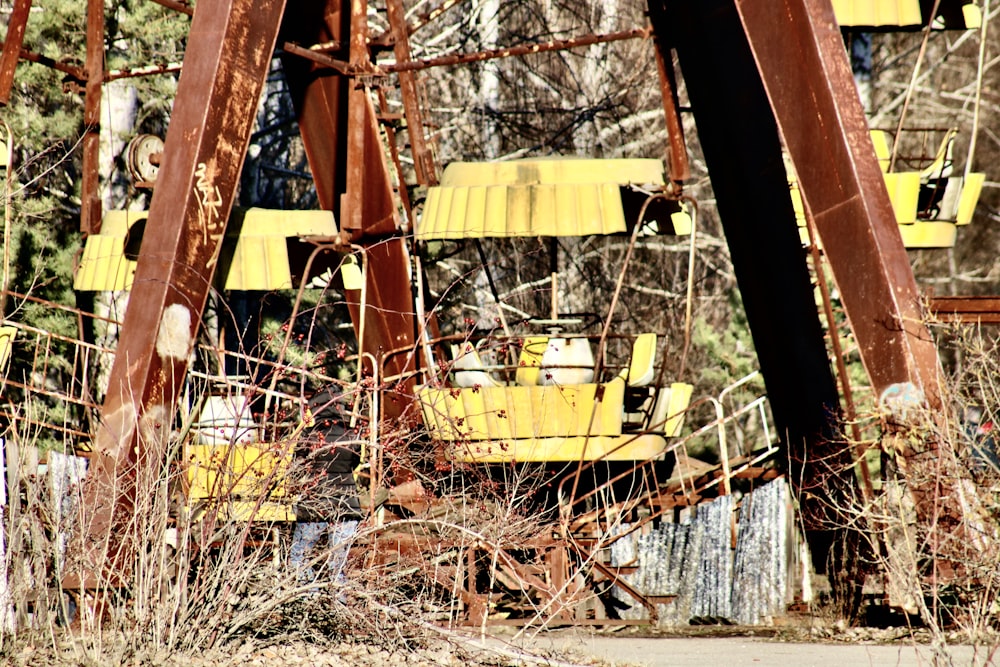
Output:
74,209,337,291
418,183,627,239
419,157,665,240
439,158,664,187
831,0,922,26
73,211,144,291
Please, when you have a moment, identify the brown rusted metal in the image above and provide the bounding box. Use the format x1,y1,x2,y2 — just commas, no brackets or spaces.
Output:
80,0,104,235
402,0,468,37
929,295,1000,323
375,87,413,215
385,0,436,186
733,0,986,582
0,0,32,106
105,62,183,83
734,0,942,410
282,41,354,76
369,0,469,47
342,0,421,396
280,1,423,414
280,1,350,215
383,27,651,74
307,39,344,54
803,206,873,502
0,47,85,81
72,0,288,586
652,43,690,184
150,0,194,16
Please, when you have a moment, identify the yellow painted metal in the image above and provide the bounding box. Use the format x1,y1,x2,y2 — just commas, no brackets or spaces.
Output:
417,158,670,240
882,172,922,223
0,325,14,372
626,333,657,387
670,208,694,235
74,208,338,291
658,382,694,437
897,222,959,248
419,371,695,462
451,434,668,463
439,158,664,188
789,132,983,248
216,208,339,290
870,130,892,173
421,378,625,441
515,336,548,386
831,0,922,27
74,210,143,291
963,3,982,28
956,173,985,225
185,442,295,522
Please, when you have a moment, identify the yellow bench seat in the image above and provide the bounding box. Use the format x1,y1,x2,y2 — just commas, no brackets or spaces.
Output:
418,378,692,463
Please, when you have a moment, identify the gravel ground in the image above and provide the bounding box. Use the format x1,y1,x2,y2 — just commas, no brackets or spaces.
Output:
8,620,999,666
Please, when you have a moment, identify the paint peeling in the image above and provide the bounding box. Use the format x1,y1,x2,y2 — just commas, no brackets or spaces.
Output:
139,403,171,454
95,401,137,459
156,303,192,361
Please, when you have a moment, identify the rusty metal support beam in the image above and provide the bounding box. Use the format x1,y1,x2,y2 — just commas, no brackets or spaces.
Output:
0,46,85,81
282,41,353,75
73,0,287,585
0,0,31,105
282,1,422,416
369,0,470,47
383,27,651,74
731,0,989,586
150,0,194,16
385,0,436,186
929,295,1000,324
105,62,183,83
733,0,942,410
342,0,420,405
80,0,104,235
280,0,349,215
401,0,468,39
652,45,689,184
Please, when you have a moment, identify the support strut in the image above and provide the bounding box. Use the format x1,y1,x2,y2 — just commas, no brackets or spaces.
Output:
72,0,288,585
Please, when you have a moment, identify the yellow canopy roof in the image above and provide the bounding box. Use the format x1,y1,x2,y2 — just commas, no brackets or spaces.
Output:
416,158,666,240
74,208,338,291
831,0,980,28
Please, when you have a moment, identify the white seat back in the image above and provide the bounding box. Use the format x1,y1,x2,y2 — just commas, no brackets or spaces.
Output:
540,337,594,385
194,395,259,445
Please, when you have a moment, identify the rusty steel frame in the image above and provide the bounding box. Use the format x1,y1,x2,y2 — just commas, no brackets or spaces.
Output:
733,0,942,409
80,0,104,235
105,62,184,83
383,27,651,74
385,0,436,186
732,0,990,578
652,46,689,184
150,0,194,17
929,296,1000,324
280,0,424,414
0,0,975,613
72,0,288,585
0,0,31,106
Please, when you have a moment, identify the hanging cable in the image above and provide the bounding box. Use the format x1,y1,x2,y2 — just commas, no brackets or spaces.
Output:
889,0,942,172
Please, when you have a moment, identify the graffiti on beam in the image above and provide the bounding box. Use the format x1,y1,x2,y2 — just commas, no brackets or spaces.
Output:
194,160,225,269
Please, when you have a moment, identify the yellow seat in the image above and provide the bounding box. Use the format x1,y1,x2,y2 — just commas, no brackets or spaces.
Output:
0,326,14,373
624,333,657,387
516,336,548,386
919,128,957,182
450,342,502,388
870,130,892,174
651,382,695,437
539,337,594,385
